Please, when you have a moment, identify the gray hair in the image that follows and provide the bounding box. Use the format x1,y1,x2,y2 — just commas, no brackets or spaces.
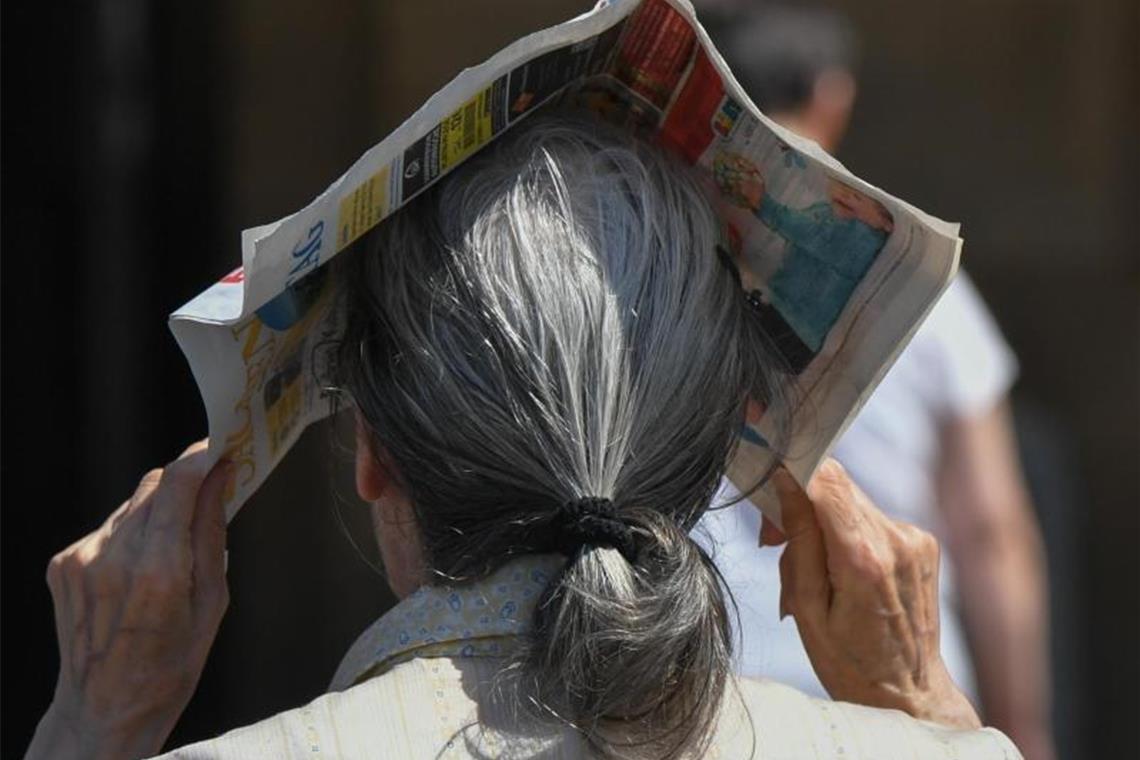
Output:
336,113,787,758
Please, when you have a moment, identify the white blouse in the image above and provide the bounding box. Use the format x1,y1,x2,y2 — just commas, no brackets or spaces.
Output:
155,555,1021,759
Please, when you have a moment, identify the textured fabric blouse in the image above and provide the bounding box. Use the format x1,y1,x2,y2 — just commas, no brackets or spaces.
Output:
155,555,1022,759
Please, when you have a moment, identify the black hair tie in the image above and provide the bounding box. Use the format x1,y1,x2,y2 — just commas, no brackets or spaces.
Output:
549,496,638,563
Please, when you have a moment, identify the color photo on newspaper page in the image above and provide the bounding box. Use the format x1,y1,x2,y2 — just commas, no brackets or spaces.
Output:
170,0,961,525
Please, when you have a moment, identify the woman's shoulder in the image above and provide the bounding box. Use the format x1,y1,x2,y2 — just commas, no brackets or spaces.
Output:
152,662,1020,759
719,676,1022,759
151,657,495,759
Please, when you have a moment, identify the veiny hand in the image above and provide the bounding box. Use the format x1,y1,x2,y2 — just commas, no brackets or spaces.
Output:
26,441,232,760
762,459,981,729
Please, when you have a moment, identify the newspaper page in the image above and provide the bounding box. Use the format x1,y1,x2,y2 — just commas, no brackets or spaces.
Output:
170,0,961,525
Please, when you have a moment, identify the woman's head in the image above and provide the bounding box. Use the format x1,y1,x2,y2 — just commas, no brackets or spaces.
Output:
337,113,786,757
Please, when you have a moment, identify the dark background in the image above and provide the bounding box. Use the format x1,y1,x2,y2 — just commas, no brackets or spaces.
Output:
3,1,1137,757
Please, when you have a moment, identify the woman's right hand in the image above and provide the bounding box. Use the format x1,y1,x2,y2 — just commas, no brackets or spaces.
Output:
26,441,232,760
764,459,981,729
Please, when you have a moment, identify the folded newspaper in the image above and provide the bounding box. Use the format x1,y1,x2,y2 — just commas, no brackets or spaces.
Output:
170,0,961,525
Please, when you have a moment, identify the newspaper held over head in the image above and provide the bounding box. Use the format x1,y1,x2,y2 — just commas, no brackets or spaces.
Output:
170,0,961,527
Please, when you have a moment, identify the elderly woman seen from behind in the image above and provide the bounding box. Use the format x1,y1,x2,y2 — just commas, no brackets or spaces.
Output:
27,115,1021,759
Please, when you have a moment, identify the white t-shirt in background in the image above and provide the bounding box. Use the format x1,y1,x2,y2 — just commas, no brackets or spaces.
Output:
697,272,1018,702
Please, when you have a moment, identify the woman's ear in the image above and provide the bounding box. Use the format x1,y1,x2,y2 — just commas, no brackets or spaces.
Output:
746,398,767,425
355,413,391,502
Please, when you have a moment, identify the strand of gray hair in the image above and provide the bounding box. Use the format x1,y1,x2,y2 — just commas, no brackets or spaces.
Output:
336,112,789,758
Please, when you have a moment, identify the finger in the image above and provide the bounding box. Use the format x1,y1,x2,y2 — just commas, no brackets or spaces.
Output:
146,442,212,538
178,439,210,461
772,468,828,626
123,441,209,537
45,552,78,681
191,459,233,618
759,515,786,547
893,523,942,646
807,460,903,597
104,470,163,554
804,459,874,555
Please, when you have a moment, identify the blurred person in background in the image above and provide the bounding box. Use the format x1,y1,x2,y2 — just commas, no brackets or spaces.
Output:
695,4,1056,759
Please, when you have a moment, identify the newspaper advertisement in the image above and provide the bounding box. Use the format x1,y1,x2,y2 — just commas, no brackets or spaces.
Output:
170,0,961,525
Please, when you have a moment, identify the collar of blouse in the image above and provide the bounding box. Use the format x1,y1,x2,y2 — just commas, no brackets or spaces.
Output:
329,554,566,691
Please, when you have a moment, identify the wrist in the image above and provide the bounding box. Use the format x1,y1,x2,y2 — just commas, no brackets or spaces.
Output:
910,664,982,730
27,699,172,760
26,705,82,760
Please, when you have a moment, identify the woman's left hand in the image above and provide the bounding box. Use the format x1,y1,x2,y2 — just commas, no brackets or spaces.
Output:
763,460,980,729
27,441,232,760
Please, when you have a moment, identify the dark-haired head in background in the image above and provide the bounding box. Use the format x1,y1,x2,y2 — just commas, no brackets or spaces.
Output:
703,3,857,152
